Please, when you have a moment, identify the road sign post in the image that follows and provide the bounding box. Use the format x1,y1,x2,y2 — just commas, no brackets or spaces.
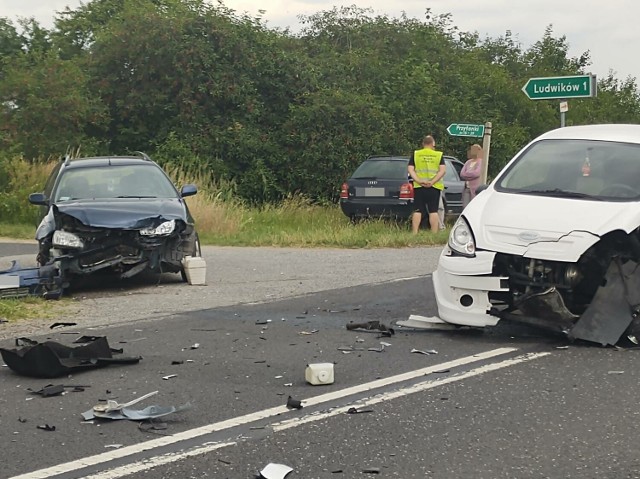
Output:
522,75,596,127
446,123,485,138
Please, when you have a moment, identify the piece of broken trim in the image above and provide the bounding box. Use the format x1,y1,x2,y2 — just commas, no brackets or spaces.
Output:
411,348,438,355
258,463,294,479
396,314,460,330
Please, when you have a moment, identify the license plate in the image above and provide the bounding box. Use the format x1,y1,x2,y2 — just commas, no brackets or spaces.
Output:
363,187,385,197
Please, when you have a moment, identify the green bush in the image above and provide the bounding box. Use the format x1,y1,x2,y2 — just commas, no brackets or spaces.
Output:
0,155,52,224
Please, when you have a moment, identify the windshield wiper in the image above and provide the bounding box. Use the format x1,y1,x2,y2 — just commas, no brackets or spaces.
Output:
518,188,601,200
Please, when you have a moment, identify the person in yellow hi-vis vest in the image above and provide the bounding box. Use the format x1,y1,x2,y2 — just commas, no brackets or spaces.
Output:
408,135,447,233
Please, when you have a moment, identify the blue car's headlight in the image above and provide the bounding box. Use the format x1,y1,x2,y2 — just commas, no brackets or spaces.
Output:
140,219,175,236
52,230,84,249
448,216,476,257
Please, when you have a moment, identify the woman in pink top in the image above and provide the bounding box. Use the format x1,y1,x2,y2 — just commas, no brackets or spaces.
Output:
460,144,483,208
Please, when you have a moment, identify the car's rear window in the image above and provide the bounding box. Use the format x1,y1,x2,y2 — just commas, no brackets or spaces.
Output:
496,139,640,200
351,159,408,180
54,164,179,201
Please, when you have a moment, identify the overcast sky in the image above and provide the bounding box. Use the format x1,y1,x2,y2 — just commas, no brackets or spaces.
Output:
2,0,639,84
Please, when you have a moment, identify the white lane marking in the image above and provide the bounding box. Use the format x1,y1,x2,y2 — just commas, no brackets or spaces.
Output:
81,442,237,479
272,352,550,432
11,347,517,479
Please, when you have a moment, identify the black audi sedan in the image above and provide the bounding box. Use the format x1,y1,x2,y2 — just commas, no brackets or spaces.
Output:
339,155,465,221
29,154,200,286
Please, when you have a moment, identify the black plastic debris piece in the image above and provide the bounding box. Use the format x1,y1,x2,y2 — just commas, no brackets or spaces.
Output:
286,396,303,409
362,467,380,474
346,321,394,336
0,336,142,378
37,424,56,431
171,360,184,365
50,322,77,329
18,417,27,423
346,407,374,414
28,384,65,397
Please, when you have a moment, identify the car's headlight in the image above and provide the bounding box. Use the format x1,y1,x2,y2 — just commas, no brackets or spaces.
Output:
448,216,476,257
52,230,84,249
140,219,175,236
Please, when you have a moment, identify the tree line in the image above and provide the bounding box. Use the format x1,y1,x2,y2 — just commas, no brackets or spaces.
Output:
1,0,639,203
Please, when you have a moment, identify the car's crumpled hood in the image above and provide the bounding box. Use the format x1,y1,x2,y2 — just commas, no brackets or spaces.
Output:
465,190,640,261
54,198,188,229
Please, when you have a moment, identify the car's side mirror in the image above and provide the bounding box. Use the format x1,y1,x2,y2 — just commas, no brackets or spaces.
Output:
29,193,48,206
180,184,198,198
476,184,489,195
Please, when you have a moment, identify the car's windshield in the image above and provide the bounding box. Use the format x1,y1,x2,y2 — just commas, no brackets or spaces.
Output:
496,139,640,201
54,165,179,202
351,159,408,180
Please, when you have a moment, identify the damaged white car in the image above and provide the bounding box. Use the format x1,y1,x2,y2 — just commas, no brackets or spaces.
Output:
433,124,640,346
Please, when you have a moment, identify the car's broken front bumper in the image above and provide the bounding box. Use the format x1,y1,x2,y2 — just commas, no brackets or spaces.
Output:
434,246,640,346
53,228,190,277
432,248,505,327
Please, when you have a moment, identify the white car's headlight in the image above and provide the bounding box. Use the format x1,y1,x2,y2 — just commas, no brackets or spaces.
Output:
449,216,476,257
140,219,175,236
52,230,84,249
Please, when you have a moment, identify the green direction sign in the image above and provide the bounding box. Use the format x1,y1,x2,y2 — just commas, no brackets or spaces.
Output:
447,123,485,138
522,75,597,100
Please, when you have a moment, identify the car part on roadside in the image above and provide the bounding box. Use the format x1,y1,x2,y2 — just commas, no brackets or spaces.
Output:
305,363,335,385
432,124,640,346
0,260,63,299
0,336,142,378
29,154,200,293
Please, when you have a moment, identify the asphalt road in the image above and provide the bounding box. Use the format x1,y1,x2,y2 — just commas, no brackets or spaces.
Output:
1,244,639,479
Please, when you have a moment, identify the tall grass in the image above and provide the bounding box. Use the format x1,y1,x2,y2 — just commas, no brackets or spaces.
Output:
1,157,449,247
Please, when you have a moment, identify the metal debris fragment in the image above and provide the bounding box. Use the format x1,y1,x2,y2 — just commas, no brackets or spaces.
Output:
411,348,438,355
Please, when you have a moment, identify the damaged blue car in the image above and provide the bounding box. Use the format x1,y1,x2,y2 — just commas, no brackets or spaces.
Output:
29,154,201,288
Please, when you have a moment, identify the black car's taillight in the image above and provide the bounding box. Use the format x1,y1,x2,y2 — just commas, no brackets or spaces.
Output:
340,182,349,199
399,182,413,199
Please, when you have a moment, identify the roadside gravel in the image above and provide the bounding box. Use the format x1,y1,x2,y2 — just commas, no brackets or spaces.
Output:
0,245,443,339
